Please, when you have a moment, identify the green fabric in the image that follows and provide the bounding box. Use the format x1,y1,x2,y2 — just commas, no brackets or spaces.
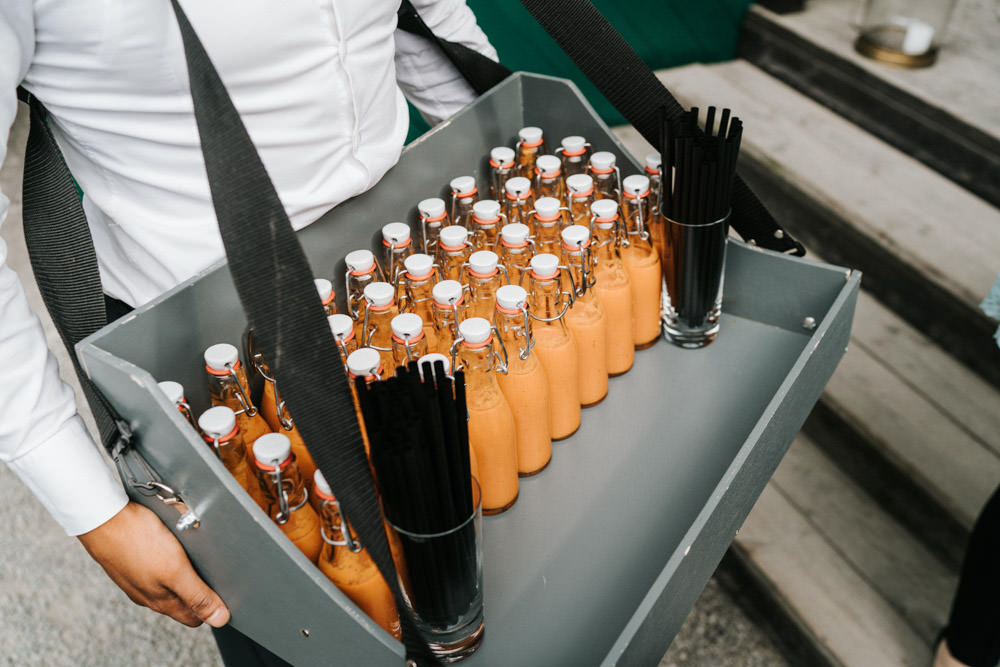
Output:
406,0,753,142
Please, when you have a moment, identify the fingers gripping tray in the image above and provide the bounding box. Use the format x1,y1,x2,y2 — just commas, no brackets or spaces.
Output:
78,73,859,666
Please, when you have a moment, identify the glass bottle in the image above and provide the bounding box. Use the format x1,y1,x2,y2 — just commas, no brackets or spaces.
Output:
157,380,197,428
454,317,518,514
344,249,383,325
381,222,414,301
197,406,264,508
566,174,597,227
526,254,581,440
449,175,479,230
589,199,635,375
431,279,469,358
644,151,663,217
417,198,449,256
464,250,507,321
329,314,359,366
497,223,533,288
204,343,272,459
587,151,621,203
515,126,547,179
361,282,400,375
558,135,591,180
398,253,439,351
345,347,382,457
313,470,402,639
253,433,323,563
470,199,505,250
315,278,338,316
493,285,552,476
533,154,566,203
620,174,663,349
530,196,565,257
390,313,429,366
488,146,517,201
559,225,609,406
502,176,535,228
252,353,318,485
436,225,472,282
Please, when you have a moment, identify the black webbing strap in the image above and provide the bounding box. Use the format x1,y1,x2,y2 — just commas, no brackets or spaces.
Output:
168,3,436,664
397,0,805,256
17,87,132,454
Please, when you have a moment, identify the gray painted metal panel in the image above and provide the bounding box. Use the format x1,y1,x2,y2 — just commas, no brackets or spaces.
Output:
78,73,859,666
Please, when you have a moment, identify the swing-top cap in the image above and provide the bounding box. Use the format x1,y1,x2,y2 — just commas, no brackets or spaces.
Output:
501,223,530,245
363,282,394,308
490,146,515,165
381,222,411,245
589,151,616,171
432,280,464,305
198,406,236,439
530,253,560,278
496,285,528,311
504,177,532,198
404,253,434,279
418,198,446,219
459,317,491,345
345,249,376,273
561,135,587,154
450,175,477,194
623,174,651,197
417,353,451,380
566,173,594,194
347,348,382,378
591,199,619,223
328,314,354,340
518,126,544,145
535,155,561,175
534,197,561,220
157,381,185,406
473,199,501,221
313,470,333,498
561,225,591,248
469,250,499,275
439,225,468,249
204,343,238,372
314,278,334,303
391,313,424,339
644,151,662,172
253,433,292,467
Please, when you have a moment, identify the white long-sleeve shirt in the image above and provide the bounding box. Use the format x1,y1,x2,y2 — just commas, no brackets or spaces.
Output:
0,0,496,536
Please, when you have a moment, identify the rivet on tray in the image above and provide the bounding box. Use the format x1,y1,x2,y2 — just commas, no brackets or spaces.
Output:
803,317,817,330
301,629,311,639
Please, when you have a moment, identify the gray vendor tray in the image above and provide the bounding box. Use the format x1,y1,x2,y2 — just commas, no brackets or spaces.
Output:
78,73,859,666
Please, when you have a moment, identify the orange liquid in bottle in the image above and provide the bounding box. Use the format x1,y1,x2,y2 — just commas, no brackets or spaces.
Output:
564,298,609,406
594,272,634,375
205,358,273,463
258,366,318,484
256,450,324,563
466,386,519,513
623,245,662,348
530,326,580,439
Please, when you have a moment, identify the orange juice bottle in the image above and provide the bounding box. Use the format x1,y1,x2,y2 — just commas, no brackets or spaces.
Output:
515,126,547,178
465,250,507,321
253,433,324,563
345,249,383,324
390,313,429,366
416,353,482,482
430,279,468,357
436,225,472,283
566,173,597,227
621,174,663,349
449,175,479,230
470,199,505,250
527,254,581,440
204,343,272,457
398,253,439,351
559,225,610,406
315,278,338,316
381,222,414,301
417,198,449,256
361,282,400,376
197,406,265,508
328,314,359,365
558,135,591,180
644,151,663,216
454,317,518,514
494,285,552,476
530,196,565,256
252,354,318,485
587,151,621,203
345,347,382,456
488,146,517,200
157,380,197,428
622,174,665,278
502,176,535,228
534,154,567,208
589,199,635,375
498,223,533,288
313,470,402,639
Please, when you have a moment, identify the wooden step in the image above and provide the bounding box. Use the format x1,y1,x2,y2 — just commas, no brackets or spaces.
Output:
613,59,1000,391
740,0,1000,211
731,433,957,667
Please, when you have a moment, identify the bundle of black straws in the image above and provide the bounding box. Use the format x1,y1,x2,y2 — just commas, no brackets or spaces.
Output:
355,361,478,629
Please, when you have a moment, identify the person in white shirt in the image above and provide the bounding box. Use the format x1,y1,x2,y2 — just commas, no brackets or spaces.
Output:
0,0,496,653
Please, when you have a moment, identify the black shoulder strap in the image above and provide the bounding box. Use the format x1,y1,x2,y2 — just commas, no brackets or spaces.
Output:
396,0,805,256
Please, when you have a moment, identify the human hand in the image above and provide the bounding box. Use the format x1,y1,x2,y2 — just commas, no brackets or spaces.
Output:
77,501,230,628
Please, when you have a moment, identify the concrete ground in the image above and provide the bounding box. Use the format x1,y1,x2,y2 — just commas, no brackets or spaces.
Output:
1,105,789,666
